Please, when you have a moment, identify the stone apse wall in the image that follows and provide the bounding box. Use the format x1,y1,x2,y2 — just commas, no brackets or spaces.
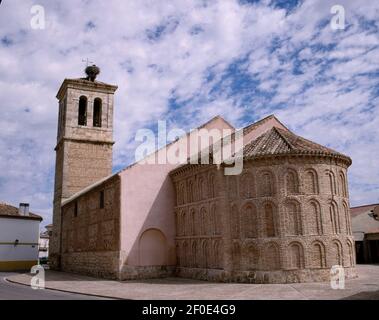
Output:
60,175,121,279
172,155,357,283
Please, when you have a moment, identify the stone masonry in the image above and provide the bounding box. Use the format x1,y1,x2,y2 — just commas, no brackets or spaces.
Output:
170,127,357,283
50,77,118,269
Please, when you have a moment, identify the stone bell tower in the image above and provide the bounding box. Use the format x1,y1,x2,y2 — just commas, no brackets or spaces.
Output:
50,65,118,269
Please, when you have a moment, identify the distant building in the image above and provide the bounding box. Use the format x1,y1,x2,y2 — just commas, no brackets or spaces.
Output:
39,224,52,260
0,202,42,271
351,203,379,264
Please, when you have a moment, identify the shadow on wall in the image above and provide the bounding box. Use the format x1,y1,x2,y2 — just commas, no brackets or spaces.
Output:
124,174,176,274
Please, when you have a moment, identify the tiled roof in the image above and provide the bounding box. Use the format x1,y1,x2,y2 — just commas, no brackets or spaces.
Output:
351,203,379,234
243,126,351,164
351,203,379,218
0,202,43,221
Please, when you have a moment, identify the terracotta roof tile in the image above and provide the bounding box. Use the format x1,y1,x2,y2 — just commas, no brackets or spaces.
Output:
0,202,42,221
243,126,351,164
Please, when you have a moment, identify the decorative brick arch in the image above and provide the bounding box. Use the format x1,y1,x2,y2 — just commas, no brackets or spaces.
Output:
139,228,168,266
284,199,302,236
310,240,326,268
208,172,216,198
330,239,343,266
262,201,277,238
179,182,186,205
285,168,299,195
230,204,240,239
263,242,280,270
325,170,337,195
239,171,255,199
287,241,305,269
338,171,348,197
328,200,341,234
245,242,260,270
213,240,221,269
198,175,208,200
189,208,196,236
201,240,208,268
199,206,207,236
258,170,275,197
228,175,238,198
191,240,198,268
241,201,258,239
304,168,319,194
306,199,322,235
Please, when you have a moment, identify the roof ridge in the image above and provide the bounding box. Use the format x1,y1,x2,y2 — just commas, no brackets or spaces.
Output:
243,114,275,134
272,126,294,150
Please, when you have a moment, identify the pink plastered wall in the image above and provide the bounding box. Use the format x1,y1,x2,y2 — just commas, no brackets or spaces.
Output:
118,117,235,267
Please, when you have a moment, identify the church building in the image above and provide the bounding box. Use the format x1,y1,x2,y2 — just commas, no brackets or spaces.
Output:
49,66,356,283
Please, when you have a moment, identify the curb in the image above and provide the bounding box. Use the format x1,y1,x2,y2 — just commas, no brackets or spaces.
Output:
4,276,126,300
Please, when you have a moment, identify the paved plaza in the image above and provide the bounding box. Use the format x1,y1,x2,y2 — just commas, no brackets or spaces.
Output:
4,265,379,300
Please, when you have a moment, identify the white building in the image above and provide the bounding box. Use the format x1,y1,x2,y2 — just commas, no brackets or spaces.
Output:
0,202,42,271
39,224,52,259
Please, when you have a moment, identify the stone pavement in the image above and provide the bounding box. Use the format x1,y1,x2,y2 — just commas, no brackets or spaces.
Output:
5,265,379,300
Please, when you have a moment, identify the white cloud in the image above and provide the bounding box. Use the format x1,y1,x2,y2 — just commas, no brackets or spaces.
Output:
0,0,378,227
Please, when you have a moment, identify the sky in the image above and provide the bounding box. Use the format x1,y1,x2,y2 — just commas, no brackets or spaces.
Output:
0,0,378,227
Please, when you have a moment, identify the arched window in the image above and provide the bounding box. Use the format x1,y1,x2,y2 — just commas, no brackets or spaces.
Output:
331,240,343,266
285,169,299,195
230,205,240,239
192,241,197,268
228,176,238,198
78,96,87,126
285,200,302,236
263,243,280,270
200,207,206,236
326,170,337,195
240,172,255,198
263,203,276,237
260,171,274,196
339,172,348,197
304,169,319,194
179,183,186,205
307,201,322,235
181,211,186,236
93,98,102,127
202,241,208,268
288,242,304,269
188,180,194,203
198,176,207,200
208,173,216,198
311,241,326,268
242,203,258,238
189,209,196,236
248,244,259,269
329,201,340,234
213,240,221,269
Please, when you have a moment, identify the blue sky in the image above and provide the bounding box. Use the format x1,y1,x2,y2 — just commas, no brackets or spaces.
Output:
0,0,378,226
